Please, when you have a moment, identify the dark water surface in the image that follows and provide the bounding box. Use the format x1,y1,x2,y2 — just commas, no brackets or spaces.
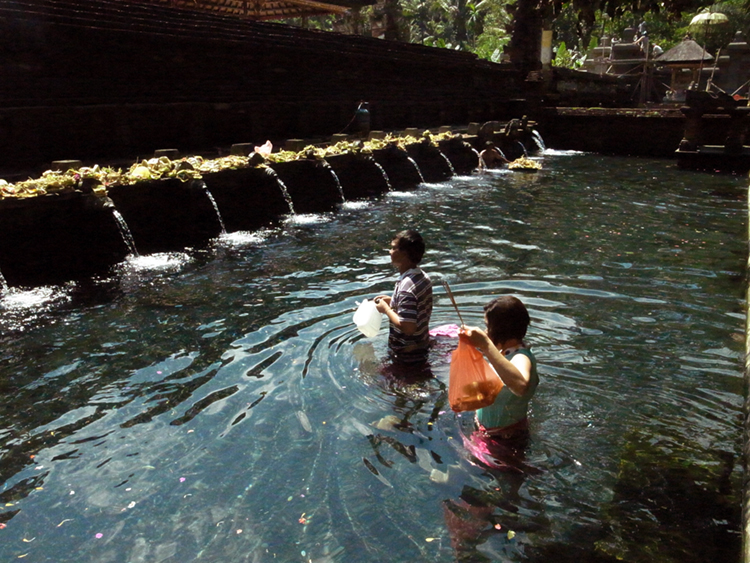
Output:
0,152,746,562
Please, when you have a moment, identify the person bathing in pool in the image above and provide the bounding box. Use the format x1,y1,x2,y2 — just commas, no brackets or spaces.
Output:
374,230,433,366
460,295,538,450
441,296,539,558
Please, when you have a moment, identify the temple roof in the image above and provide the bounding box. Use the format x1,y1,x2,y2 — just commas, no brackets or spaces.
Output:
655,38,713,65
135,0,374,21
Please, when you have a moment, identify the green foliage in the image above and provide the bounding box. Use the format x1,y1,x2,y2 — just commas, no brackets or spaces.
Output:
401,0,499,51
274,0,750,68
371,0,409,40
689,1,750,54
472,6,512,61
553,4,599,54
550,0,749,63
474,27,510,61
553,40,584,68
332,7,372,36
275,0,512,62
401,0,434,42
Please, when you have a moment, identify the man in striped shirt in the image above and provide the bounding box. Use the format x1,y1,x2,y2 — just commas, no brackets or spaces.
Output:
375,230,433,365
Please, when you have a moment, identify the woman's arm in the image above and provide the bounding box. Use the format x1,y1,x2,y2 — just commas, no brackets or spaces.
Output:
460,327,532,396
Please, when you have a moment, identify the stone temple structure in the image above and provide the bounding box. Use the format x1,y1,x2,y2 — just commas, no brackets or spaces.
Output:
582,29,750,104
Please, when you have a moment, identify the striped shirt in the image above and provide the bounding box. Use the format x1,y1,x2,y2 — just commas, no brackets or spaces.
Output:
388,268,433,362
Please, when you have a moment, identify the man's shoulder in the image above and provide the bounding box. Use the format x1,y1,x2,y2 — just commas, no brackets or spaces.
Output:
402,269,432,286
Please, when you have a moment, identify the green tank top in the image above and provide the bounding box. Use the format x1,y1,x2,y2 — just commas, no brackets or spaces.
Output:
476,348,538,430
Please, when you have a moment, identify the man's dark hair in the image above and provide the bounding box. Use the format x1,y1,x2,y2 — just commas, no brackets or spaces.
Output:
394,230,426,264
484,295,530,345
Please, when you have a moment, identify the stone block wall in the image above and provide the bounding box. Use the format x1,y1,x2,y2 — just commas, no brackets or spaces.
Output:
0,0,523,172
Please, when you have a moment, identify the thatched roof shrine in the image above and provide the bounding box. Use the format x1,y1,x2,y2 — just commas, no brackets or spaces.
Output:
134,0,374,20
655,38,713,65
655,38,717,100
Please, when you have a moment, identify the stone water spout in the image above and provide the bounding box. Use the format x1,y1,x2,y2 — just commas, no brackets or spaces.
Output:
436,137,481,174
438,150,456,176
195,165,294,232
93,193,139,257
405,140,453,183
107,178,224,255
406,156,426,183
0,130,492,288
516,141,529,158
323,152,392,199
113,209,139,257
0,268,8,293
0,192,130,287
264,167,296,215
369,144,424,190
205,190,227,235
269,159,343,214
372,162,392,191
531,130,546,153
323,163,347,203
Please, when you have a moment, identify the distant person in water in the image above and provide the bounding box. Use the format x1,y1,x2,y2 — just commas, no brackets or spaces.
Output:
375,230,433,365
460,295,539,466
479,142,509,169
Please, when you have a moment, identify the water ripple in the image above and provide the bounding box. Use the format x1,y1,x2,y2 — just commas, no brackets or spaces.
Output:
0,154,744,563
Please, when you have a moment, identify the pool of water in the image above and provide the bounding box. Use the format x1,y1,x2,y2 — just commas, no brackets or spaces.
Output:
0,152,746,562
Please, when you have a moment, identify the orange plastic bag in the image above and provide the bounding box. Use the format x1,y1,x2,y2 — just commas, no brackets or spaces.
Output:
448,337,504,412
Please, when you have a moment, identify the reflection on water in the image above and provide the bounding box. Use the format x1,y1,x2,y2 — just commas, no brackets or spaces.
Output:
217,229,275,249
125,252,192,272
0,154,745,562
284,213,333,226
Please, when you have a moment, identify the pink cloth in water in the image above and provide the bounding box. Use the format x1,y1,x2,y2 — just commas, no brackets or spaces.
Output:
429,324,460,338
461,419,533,473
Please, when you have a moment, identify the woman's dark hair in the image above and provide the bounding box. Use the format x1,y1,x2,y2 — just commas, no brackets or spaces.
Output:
484,295,530,345
393,230,426,264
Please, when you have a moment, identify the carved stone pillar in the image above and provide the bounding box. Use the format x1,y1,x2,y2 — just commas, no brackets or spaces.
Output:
724,109,749,154
679,107,704,151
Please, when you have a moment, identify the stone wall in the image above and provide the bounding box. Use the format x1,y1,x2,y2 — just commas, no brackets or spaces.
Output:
0,0,523,173
536,107,737,158
0,140,480,287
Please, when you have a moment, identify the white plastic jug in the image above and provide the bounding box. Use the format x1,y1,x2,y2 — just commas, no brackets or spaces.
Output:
353,299,382,337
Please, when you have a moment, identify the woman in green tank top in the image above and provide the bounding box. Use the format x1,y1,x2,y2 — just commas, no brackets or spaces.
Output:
461,296,538,445
443,296,539,554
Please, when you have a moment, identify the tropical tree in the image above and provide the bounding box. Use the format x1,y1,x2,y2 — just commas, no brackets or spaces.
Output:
439,0,491,47
401,0,436,42
290,0,750,72
332,7,370,35
548,0,750,68
687,0,750,53
503,0,547,71
370,0,409,40
474,7,513,61
403,0,493,50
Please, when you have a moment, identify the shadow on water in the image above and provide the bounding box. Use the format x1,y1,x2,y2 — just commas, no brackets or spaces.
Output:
442,431,741,563
0,152,746,562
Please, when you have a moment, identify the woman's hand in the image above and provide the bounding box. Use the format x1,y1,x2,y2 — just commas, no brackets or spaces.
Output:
460,325,491,352
460,325,532,397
